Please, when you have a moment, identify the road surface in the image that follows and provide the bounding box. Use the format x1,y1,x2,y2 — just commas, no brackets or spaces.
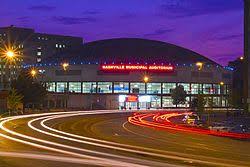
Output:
0,110,249,167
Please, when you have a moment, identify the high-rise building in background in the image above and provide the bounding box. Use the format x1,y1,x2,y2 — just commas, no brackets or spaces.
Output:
0,25,83,63
244,0,250,111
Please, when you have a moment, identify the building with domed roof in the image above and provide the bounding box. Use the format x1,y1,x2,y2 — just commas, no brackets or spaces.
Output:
0,26,232,110
34,38,232,110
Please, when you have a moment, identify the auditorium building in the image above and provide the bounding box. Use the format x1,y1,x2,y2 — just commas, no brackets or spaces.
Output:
28,38,233,110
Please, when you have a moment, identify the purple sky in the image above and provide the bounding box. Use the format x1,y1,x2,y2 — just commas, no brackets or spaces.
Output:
0,0,244,65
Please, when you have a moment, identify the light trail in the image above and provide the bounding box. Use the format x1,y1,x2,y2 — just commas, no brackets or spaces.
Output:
34,111,248,167
0,110,249,167
128,112,250,139
0,111,149,167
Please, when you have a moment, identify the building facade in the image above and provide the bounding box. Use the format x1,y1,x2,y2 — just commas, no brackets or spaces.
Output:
244,0,250,111
0,25,83,90
35,63,232,110
0,25,83,63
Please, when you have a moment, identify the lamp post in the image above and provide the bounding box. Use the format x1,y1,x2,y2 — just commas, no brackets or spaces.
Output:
4,50,16,89
61,62,69,110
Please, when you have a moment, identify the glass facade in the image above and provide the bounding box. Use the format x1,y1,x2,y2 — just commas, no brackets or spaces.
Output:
97,82,112,93
146,83,161,94
203,84,213,94
213,84,221,94
130,83,145,94
191,83,202,94
45,81,230,108
114,82,129,93
56,82,67,93
162,83,176,94
162,96,175,107
47,82,56,92
82,82,97,93
68,82,81,93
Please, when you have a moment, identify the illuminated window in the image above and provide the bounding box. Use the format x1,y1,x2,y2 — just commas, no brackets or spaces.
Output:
130,83,145,94
69,82,81,93
56,82,68,92
146,83,161,94
177,83,190,94
56,44,58,48
59,44,62,48
114,82,129,93
213,84,220,94
97,82,112,93
177,97,190,107
82,82,97,93
150,96,161,108
191,83,202,94
162,83,176,94
162,96,175,107
46,82,56,92
203,84,213,94
37,51,42,56
213,97,221,107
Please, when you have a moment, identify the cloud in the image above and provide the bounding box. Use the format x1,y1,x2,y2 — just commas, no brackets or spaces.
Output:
144,28,174,37
16,16,29,22
28,5,56,11
52,16,97,25
82,10,100,15
119,13,137,19
209,33,243,41
158,0,242,18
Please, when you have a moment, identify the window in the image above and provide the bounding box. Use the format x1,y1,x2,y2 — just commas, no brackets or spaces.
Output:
37,51,42,56
146,83,161,94
56,82,68,92
177,83,190,94
56,44,58,48
82,82,97,93
162,96,175,107
97,82,112,93
46,82,56,92
177,97,190,107
130,83,145,94
191,83,202,94
114,82,129,93
150,96,161,108
213,84,220,94
69,82,81,93
162,83,176,94
203,84,213,94
59,44,62,48
213,97,221,107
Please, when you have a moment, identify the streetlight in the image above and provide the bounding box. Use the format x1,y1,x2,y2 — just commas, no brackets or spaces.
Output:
61,62,69,110
6,50,15,59
240,56,244,60
143,76,149,83
196,62,203,70
30,69,37,78
220,81,224,86
62,62,69,71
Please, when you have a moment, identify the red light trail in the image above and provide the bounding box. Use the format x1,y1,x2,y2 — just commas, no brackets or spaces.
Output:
128,112,250,139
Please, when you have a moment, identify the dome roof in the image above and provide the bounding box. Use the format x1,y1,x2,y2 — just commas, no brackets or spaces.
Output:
45,38,219,65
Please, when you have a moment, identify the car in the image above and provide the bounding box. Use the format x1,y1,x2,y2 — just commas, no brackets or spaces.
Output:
182,114,200,125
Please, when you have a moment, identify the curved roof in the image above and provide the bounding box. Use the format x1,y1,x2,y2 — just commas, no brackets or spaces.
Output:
45,38,219,65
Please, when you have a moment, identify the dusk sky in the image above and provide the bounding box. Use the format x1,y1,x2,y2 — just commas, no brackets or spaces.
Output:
0,0,244,65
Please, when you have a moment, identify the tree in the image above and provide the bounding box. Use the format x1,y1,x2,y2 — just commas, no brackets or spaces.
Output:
11,70,47,111
197,94,206,113
7,89,23,115
171,85,187,106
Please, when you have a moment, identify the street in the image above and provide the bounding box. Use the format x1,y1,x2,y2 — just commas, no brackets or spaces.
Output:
0,110,250,167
